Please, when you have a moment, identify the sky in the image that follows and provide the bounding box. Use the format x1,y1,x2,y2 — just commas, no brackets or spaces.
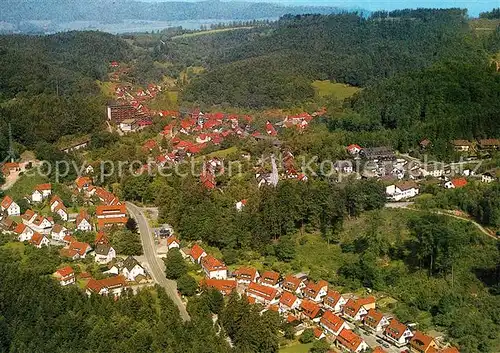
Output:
140,0,500,17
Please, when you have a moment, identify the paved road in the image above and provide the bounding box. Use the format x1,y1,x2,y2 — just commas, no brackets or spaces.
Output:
126,202,190,321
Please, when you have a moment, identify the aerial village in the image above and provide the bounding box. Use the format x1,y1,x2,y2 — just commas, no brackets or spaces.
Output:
0,61,497,353
0,175,153,297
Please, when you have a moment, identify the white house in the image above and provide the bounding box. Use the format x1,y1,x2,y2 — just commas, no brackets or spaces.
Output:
343,297,376,322
122,256,146,281
246,282,279,305
76,210,92,232
30,215,53,234
363,309,390,332
303,280,328,302
320,311,351,336
334,160,354,174
235,199,247,211
94,244,116,264
323,290,347,313
384,319,414,347
201,255,228,280
279,291,302,312
86,275,127,297
166,236,180,250
53,266,76,286
347,144,362,155
15,224,34,242
30,232,50,248
1,196,20,216
386,181,419,201
336,329,369,353
234,267,260,285
31,183,52,203
51,224,68,242
481,171,498,183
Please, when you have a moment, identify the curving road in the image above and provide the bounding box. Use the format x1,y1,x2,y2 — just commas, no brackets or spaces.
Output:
126,202,190,321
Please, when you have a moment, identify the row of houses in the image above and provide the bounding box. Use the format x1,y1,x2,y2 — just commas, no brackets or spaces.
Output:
197,265,460,353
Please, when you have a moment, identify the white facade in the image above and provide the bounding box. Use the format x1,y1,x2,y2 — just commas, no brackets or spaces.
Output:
94,247,116,264
51,227,67,242
324,296,347,313
18,227,34,242
56,208,68,221
122,264,146,281
2,202,20,216
77,219,92,232
205,268,228,280
386,185,419,201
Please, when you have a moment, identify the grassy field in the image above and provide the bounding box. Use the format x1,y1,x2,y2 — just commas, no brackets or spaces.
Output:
97,80,116,97
149,90,179,110
311,80,361,101
7,173,48,200
172,27,254,40
279,342,313,353
470,19,500,36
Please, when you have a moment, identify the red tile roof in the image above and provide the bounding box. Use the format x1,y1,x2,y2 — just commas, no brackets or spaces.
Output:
166,236,180,246
86,275,127,293
320,310,346,333
344,296,375,317
300,299,321,319
313,327,324,339
96,204,126,216
190,244,206,261
347,144,362,151
336,329,365,352
324,290,343,308
1,195,14,209
76,209,90,226
14,223,27,234
247,282,278,302
259,270,280,286
69,241,91,256
279,291,299,308
35,183,51,191
201,255,227,272
303,279,328,298
364,309,385,329
97,217,128,229
373,346,387,353
201,278,237,295
55,266,74,278
283,275,302,292
385,319,408,340
75,177,92,189
410,331,436,353
30,232,45,246
451,178,467,188
234,267,258,281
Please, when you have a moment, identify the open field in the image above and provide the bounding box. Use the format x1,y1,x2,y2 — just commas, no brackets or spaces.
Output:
171,27,254,40
7,173,48,200
279,342,313,353
470,18,500,35
311,80,361,101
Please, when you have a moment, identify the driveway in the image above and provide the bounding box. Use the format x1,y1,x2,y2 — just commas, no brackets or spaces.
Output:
126,202,190,321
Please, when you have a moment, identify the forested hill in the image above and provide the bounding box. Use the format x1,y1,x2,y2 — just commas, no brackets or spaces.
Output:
0,31,131,159
0,0,350,23
182,9,481,108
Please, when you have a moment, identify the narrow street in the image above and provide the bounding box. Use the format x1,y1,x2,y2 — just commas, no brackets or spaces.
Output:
126,202,190,321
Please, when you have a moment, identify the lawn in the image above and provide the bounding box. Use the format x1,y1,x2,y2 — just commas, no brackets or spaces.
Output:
279,342,313,353
7,173,48,200
148,90,179,110
311,80,360,101
172,27,254,40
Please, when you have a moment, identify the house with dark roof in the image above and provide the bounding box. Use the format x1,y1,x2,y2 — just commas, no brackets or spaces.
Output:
386,181,419,201
122,256,146,281
94,244,116,264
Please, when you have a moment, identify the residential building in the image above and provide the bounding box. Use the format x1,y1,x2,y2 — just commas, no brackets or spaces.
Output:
166,236,180,250
68,241,92,259
31,183,52,202
76,210,92,232
189,244,207,263
335,329,369,353
30,215,53,234
481,170,499,183
96,204,128,229
202,278,237,296
53,203,68,221
30,232,50,248
347,144,362,155
300,299,321,321
119,118,138,132
94,244,116,264
49,195,64,212
279,291,302,312
363,309,390,332
259,270,281,288
201,255,227,279
15,223,34,242
303,280,328,302
477,139,500,150
1,196,20,216
384,319,414,346
323,290,347,313
409,331,438,353
444,178,467,189
282,274,306,294
334,160,354,174
386,181,419,201
246,282,278,305
86,275,127,297
122,256,146,281
343,296,376,321
21,209,37,225
53,266,76,286
234,267,260,284
320,310,351,336
75,176,93,192
360,147,395,161
451,140,472,152
51,224,68,242
313,327,326,340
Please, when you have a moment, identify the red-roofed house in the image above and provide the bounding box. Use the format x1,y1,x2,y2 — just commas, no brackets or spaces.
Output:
15,223,34,242
31,183,52,202
409,331,438,353
202,278,237,296
343,296,376,321
363,309,390,332
201,255,227,279
313,327,326,340
234,267,259,284
335,329,369,353
320,310,351,336
279,291,301,312
189,244,207,263
96,204,128,229
86,275,127,297
384,319,413,346
445,178,468,189
323,290,347,313
53,203,68,221
53,266,76,286
259,270,281,288
282,275,306,294
30,232,49,248
75,176,93,192
303,280,328,302
1,195,20,216
69,241,92,259
373,347,388,353
76,210,92,232
49,195,64,212
142,139,158,152
166,236,180,250
51,224,68,242
300,299,321,321
246,282,278,305
266,121,277,136
347,144,362,155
